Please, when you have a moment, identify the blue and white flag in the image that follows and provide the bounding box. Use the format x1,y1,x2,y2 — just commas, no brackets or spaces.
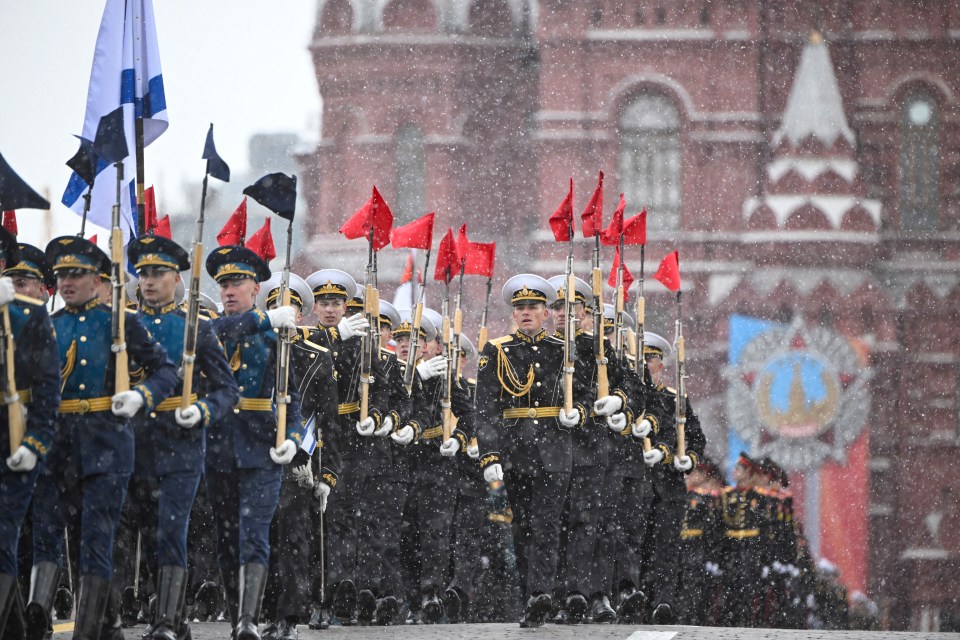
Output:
300,416,317,455
62,0,168,236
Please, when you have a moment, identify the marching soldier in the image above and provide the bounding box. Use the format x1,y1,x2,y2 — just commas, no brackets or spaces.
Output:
123,235,241,640
302,269,391,626
256,272,340,640
474,274,590,628
395,307,474,624
43,236,179,640
0,233,60,639
4,243,54,302
545,276,640,623
719,452,766,627
675,458,725,625
636,330,706,624
204,246,304,640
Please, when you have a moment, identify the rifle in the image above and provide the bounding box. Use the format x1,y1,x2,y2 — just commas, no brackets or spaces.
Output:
591,230,609,398
562,222,576,414
477,276,492,352
359,229,377,422
441,281,454,442
1,303,24,455
635,244,652,452
179,170,209,411
110,161,129,394
674,292,686,459
613,235,626,357
403,249,432,394
274,219,295,448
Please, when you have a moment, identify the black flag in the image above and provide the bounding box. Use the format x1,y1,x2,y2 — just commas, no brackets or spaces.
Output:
243,173,296,221
202,124,230,182
0,151,50,211
66,136,99,187
93,107,128,165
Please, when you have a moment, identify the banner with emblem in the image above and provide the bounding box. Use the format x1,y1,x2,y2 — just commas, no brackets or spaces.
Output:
725,314,872,596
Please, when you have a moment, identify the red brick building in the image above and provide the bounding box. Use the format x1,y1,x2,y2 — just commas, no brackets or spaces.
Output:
297,0,960,630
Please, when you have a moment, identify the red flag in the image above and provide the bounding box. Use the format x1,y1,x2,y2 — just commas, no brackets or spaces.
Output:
2,211,17,236
339,185,393,251
155,215,172,239
144,185,159,233
246,218,276,263
400,251,415,284
623,209,647,245
456,224,469,258
653,250,681,292
390,212,434,250
580,171,604,238
608,246,634,292
548,179,574,242
600,194,625,246
433,228,459,283
464,241,496,278
218,197,248,246
89,234,98,245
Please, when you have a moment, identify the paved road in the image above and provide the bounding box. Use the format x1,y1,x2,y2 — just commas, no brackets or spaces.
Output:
50,621,957,639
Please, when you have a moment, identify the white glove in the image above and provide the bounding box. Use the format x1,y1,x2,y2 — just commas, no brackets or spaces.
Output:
269,439,297,465
174,404,202,429
314,481,331,512
291,464,314,489
374,415,393,437
390,425,415,445
111,390,145,418
643,448,664,467
606,413,627,432
0,276,15,306
467,444,480,459
415,355,447,380
483,463,504,484
336,313,369,340
593,395,623,417
6,445,37,472
673,455,693,472
558,407,581,428
632,418,652,439
440,438,460,457
267,305,297,330
355,416,376,436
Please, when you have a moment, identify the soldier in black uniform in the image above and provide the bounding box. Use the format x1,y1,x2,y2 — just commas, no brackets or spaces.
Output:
302,269,391,626
545,276,640,623
474,274,590,628
675,458,724,625
637,330,706,625
256,272,340,640
719,452,766,627
0,232,61,639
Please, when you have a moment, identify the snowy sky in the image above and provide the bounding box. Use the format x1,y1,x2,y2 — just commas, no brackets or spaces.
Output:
0,0,320,246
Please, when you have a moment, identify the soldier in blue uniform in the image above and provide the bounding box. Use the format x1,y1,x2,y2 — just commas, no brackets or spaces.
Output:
124,235,241,640
42,236,178,640
0,231,61,639
204,246,304,640
474,274,591,628
255,272,340,640
4,243,55,302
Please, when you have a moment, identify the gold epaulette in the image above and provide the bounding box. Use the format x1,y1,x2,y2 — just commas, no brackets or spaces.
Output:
301,338,328,352
13,293,43,306
125,308,138,315
467,377,477,385
488,335,512,347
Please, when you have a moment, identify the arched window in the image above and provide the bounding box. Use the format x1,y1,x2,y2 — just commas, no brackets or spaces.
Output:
395,125,425,222
899,92,939,232
618,94,681,231
382,0,438,31
318,0,353,35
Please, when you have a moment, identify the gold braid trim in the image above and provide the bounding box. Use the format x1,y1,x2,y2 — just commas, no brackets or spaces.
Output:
60,340,77,391
495,343,534,398
229,344,242,372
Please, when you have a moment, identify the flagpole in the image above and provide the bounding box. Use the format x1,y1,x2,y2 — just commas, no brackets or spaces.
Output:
275,218,295,448
478,276,492,352
614,233,626,357
636,243,651,452
180,168,209,412
592,229,609,398
675,288,686,459
135,118,146,233
404,249,431,393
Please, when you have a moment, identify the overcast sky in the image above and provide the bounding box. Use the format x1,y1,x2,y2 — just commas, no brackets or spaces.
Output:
0,0,320,246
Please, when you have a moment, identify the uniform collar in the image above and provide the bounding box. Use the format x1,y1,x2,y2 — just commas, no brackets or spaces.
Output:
513,329,547,343
64,297,100,314
141,300,178,316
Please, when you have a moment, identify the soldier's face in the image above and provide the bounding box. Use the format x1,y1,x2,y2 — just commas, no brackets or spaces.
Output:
380,322,393,347
219,278,259,315
316,298,346,328
646,354,665,385
395,334,411,360
549,302,585,334
422,338,442,358
57,272,101,306
512,302,547,335
138,268,180,306
11,275,43,299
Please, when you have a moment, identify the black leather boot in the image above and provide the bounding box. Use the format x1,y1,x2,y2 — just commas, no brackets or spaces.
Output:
72,576,111,640
442,588,462,623
150,567,186,640
616,585,646,622
651,602,673,625
100,589,125,640
565,593,588,624
355,589,375,625
590,593,616,623
373,595,397,626
419,588,443,624
275,617,297,640
331,580,356,626
0,573,20,640
519,593,551,628
193,581,218,622
25,563,60,640
235,564,268,640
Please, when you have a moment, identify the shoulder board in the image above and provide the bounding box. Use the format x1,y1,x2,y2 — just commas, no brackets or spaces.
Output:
489,335,512,346
544,334,564,344
467,377,476,385
379,347,396,359
13,293,44,306
301,338,328,352
125,308,139,315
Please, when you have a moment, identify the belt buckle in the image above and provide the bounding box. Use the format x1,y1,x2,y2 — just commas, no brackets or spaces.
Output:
78,399,90,414
526,408,537,419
